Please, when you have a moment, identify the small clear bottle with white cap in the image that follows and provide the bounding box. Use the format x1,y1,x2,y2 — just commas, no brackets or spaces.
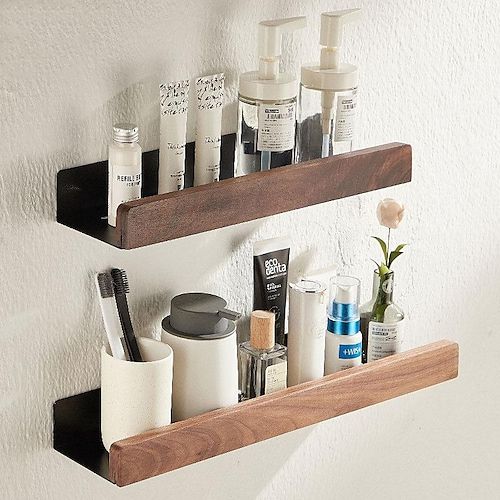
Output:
238,310,287,400
107,123,142,227
324,275,362,373
235,17,306,177
296,9,361,162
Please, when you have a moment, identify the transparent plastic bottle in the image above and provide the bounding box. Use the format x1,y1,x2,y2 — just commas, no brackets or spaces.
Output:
235,96,295,176
234,17,306,177
296,9,361,162
295,85,357,162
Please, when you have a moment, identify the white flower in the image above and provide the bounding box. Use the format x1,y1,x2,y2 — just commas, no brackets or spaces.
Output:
376,199,405,229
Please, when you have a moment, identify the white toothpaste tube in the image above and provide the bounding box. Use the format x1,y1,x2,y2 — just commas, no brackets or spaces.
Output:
194,73,224,186
159,79,190,193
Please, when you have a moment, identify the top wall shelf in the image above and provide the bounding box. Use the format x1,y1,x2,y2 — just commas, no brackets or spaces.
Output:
57,135,412,249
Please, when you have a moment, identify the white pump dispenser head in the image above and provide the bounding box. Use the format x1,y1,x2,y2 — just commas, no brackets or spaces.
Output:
258,17,307,80
320,9,361,70
301,9,361,92
239,16,306,101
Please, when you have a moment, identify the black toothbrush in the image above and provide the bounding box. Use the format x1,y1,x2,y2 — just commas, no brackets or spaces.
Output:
111,268,143,362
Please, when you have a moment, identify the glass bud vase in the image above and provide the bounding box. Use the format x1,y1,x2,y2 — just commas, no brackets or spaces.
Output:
359,271,380,363
367,271,404,362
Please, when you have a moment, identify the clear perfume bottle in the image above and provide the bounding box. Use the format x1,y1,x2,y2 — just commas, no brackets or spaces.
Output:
238,310,287,400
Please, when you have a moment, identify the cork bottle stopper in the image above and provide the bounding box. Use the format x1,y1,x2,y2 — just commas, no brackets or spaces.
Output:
250,310,275,350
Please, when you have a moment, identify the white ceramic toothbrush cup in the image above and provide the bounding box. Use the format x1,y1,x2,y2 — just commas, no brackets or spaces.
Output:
101,337,173,451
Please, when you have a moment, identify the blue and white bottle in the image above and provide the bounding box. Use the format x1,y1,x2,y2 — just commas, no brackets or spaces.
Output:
324,276,362,373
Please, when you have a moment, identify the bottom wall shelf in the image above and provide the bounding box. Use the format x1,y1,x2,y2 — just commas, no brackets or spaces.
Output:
53,340,458,487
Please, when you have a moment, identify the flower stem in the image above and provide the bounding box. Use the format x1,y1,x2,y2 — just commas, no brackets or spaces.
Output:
387,228,391,266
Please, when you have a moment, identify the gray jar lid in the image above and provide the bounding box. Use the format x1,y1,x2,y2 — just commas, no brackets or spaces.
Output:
162,293,241,340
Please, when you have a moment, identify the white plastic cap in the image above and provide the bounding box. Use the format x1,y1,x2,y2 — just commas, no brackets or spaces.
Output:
320,9,361,49
258,16,306,80
239,16,306,101
301,8,361,91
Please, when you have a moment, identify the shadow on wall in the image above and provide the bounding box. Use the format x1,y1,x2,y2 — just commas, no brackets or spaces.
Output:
115,222,265,344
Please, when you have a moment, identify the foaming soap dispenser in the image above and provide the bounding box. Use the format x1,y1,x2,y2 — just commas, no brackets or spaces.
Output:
161,293,241,421
296,9,361,162
235,16,306,176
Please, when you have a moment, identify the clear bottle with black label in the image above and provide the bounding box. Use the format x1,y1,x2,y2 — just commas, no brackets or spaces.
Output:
239,310,287,400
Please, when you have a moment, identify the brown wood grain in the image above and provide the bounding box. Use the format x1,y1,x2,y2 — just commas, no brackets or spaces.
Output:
116,143,412,249
109,339,458,486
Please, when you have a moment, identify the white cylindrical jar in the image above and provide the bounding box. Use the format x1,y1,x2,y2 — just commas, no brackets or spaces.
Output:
161,293,240,421
287,279,327,386
101,337,173,451
107,123,142,227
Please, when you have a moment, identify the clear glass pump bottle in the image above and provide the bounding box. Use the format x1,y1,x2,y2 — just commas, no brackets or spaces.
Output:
236,96,296,175
238,310,287,400
296,85,358,161
296,9,361,162
235,17,306,177
107,123,142,227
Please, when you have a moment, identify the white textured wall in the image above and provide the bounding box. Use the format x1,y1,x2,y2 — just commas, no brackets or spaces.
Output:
1,1,499,498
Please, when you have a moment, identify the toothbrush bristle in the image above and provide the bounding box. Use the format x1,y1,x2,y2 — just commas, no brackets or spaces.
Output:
111,268,130,294
97,273,114,298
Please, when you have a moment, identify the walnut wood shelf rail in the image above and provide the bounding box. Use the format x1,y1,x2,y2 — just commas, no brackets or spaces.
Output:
56,136,412,249
53,340,458,487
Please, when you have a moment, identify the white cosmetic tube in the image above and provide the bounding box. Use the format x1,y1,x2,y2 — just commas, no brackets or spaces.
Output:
159,79,190,193
194,73,224,186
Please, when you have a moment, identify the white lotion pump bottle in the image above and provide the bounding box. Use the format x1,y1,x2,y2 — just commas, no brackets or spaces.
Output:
235,17,306,177
296,9,361,162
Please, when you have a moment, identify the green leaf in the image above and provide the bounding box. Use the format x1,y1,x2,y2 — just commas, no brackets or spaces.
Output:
371,236,388,264
379,264,390,277
394,243,407,253
370,259,382,273
388,250,404,267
